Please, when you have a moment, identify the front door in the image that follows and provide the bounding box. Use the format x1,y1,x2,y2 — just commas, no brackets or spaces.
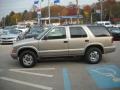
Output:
38,27,69,57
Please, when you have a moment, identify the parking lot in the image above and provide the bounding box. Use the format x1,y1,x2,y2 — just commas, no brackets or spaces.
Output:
0,41,120,90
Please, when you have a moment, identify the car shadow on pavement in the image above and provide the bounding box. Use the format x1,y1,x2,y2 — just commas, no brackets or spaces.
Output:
38,56,85,64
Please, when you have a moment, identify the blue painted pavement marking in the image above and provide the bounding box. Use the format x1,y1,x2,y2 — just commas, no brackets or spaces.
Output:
63,68,72,90
87,65,120,89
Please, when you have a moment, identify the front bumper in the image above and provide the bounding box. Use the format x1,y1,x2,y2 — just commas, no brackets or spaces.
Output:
11,53,18,60
0,38,16,44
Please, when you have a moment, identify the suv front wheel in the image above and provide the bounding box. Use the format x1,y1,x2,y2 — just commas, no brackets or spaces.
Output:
19,50,37,68
85,47,102,64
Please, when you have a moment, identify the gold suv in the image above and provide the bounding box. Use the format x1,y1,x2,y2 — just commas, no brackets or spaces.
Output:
11,25,115,68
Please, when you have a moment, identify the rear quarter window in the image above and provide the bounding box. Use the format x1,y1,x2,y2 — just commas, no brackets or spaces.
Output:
88,26,110,37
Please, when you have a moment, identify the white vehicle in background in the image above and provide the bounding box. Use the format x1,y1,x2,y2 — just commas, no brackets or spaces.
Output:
16,25,29,33
95,21,114,27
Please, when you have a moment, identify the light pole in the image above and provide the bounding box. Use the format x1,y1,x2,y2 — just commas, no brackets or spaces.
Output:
48,0,51,24
98,0,104,21
76,0,80,24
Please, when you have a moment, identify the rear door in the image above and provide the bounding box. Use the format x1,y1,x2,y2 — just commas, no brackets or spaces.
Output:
68,26,89,55
38,27,69,57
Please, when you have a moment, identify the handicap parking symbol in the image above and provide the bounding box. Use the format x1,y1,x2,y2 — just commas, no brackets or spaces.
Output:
88,65,120,88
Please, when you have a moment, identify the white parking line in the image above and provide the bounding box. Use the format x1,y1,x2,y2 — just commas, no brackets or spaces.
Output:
0,77,53,90
9,68,55,71
9,69,54,78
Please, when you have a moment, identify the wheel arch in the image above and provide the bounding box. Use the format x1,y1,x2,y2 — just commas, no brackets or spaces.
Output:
17,46,39,58
85,44,104,54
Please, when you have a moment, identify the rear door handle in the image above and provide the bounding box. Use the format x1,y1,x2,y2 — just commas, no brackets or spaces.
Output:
64,41,68,43
85,40,89,42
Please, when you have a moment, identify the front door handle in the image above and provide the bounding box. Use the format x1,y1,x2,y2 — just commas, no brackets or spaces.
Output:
64,41,68,43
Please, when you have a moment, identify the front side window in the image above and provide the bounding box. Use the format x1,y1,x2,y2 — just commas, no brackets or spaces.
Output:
88,26,110,37
70,27,87,38
45,27,66,39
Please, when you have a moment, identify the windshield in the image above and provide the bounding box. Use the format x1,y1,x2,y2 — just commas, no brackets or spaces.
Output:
3,30,8,35
105,23,110,25
9,29,21,34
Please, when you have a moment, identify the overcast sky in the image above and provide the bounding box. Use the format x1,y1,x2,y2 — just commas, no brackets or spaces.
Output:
0,0,98,20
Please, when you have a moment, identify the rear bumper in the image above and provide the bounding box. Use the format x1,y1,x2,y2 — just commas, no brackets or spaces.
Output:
104,46,116,53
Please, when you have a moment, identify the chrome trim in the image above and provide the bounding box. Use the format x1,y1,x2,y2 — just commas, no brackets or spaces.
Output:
39,48,85,55
38,49,68,53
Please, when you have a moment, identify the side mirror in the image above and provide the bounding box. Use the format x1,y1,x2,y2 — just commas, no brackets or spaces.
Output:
43,36,48,40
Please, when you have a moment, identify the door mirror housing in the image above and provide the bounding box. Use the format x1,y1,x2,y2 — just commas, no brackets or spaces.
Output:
43,36,48,40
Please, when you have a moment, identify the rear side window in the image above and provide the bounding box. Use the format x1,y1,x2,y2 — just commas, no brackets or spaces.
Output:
88,26,110,37
70,27,87,38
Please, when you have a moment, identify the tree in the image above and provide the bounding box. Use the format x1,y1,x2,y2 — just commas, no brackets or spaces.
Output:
83,5,92,23
60,8,68,16
22,10,28,20
32,11,37,19
67,3,77,16
83,5,91,17
9,11,16,25
10,11,15,16
103,0,117,20
5,15,11,26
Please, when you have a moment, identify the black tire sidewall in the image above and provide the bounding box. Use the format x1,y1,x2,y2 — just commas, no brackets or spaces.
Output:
85,47,102,64
19,51,37,68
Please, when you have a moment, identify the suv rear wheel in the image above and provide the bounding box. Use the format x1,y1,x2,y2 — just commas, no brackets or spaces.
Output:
19,50,37,68
85,47,102,64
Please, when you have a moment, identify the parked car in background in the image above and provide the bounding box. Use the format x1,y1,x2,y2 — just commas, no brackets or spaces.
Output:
17,25,52,40
95,21,114,27
16,25,29,33
11,25,115,68
107,27,120,40
0,29,22,44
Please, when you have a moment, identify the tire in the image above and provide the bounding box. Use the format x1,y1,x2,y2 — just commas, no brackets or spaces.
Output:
19,50,37,68
85,47,102,64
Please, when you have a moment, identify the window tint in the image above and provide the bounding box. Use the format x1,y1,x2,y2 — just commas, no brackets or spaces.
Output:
88,26,110,37
46,27,66,39
70,27,87,38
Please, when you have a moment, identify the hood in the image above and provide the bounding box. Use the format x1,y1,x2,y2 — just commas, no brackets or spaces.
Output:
13,38,38,48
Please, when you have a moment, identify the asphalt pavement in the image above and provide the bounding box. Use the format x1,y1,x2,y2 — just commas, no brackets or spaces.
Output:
0,41,120,90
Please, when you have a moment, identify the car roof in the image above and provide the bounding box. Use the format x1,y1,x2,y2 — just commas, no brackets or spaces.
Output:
58,24,104,27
